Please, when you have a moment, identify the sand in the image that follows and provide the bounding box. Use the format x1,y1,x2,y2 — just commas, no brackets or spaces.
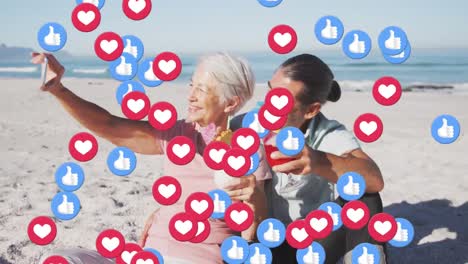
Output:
0,78,467,264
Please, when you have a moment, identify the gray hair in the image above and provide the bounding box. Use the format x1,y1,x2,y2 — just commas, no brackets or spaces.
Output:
198,52,255,114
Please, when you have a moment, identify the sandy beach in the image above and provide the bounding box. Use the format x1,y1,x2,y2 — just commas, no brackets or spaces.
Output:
0,78,467,264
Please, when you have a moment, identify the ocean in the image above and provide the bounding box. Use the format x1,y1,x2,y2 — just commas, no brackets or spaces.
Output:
1,49,468,92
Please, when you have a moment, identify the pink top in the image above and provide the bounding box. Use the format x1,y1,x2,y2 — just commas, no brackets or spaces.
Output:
144,120,271,263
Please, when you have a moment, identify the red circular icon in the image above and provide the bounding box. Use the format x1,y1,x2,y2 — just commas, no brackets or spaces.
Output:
368,213,398,242
152,52,182,81
169,212,198,242
190,220,211,243
268,24,298,54
43,256,69,264
69,132,98,162
130,251,160,264
185,192,215,220
258,105,288,131
121,91,150,120
372,76,402,106
353,113,384,143
231,128,260,156
166,136,196,165
222,148,251,177
27,216,57,246
122,0,152,21
71,3,101,32
115,243,142,264
148,101,177,130
152,176,182,206
94,32,124,61
341,200,370,230
305,210,333,240
203,141,230,170
264,87,294,116
285,220,314,249
224,202,254,232
96,229,126,258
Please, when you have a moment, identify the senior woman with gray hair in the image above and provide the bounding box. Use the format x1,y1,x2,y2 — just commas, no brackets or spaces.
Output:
33,52,271,264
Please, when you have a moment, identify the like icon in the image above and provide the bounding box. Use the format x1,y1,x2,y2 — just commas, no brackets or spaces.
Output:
245,244,272,264
372,76,402,106
95,229,125,258
152,176,182,205
352,243,381,264
109,54,138,81
152,51,182,81
27,216,57,246
431,114,460,144
123,0,152,20
51,192,81,220
122,35,144,61
389,218,414,247
116,81,146,105
276,126,305,156
69,132,98,162
242,110,269,138
37,23,67,52
296,242,326,264
257,218,286,248
72,3,101,32
318,202,343,231
315,16,344,45
221,236,249,263
107,147,137,176
268,24,298,54
208,189,232,219
342,30,371,59
76,0,105,9
55,162,85,192
378,26,408,56
353,113,384,143
337,172,366,201
138,58,164,87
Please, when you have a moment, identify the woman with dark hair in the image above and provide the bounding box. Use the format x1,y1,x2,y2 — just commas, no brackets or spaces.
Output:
230,54,386,264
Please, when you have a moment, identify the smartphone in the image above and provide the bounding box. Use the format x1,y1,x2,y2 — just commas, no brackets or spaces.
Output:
40,57,48,85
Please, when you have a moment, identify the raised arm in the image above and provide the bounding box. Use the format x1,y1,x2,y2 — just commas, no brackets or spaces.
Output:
32,53,163,155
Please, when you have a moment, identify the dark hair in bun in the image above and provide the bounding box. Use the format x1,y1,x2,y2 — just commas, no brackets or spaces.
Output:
280,54,341,105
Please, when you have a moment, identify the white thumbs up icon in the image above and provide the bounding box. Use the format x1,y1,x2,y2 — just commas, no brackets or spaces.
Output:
249,113,266,134
83,0,100,6
393,222,409,242
384,30,401,50
263,222,280,242
357,247,374,264
437,118,454,138
123,39,138,58
213,193,226,213
349,34,366,54
303,246,320,264
282,130,299,151
321,19,338,39
44,26,61,46
250,247,267,264
327,206,339,226
144,61,160,81
62,166,78,186
343,175,360,196
57,195,75,215
116,56,133,76
123,83,134,100
227,240,244,260
114,150,131,170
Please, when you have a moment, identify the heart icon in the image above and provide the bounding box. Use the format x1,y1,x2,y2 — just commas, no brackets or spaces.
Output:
374,220,392,235
172,144,190,159
346,208,364,223
359,121,377,136
157,184,175,199
121,250,138,264
230,210,248,225
191,200,209,215
227,156,245,171
33,224,51,239
136,259,154,264
378,84,396,99
291,227,308,242
100,40,118,54
237,135,254,150
271,95,288,110
310,218,328,233
101,237,119,252
175,220,193,235
128,0,146,14
77,11,95,26
154,109,171,124
264,109,281,123
274,32,292,47
158,60,176,75
74,140,92,155
127,99,145,113
209,149,226,164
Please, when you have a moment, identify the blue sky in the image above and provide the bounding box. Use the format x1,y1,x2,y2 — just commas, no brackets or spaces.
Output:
2,0,468,55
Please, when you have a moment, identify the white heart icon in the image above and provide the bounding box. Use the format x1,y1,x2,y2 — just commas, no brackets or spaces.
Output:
191,200,208,215
237,135,254,150
157,184,176,199
195,221,205,237
128,0,146,14
230,210,248,225
227,156,245,171
175,220,192,235
172,144,190,159
310,217,328,233
271,95,288,110
264,109,281,123
33,224,51,239
154,109,171,124
136,259,154,264
274,32,292,47
291,227,308,242
158,60,176,75
346,208,364,223
127,99,145,113
100,40,118,55
74,140,92,155
378,84,396,99
77,11,95,26
121,250,138,264
359,121,377,136
209,149,226,164
101,237,120,252
374,220,392,235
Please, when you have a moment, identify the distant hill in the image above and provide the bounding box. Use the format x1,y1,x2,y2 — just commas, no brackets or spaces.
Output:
0,44,73,62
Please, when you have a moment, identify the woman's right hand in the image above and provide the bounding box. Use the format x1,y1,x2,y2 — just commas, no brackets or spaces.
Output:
30,52,65,92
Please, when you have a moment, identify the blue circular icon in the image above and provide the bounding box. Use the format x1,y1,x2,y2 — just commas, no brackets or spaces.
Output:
109,54,138,81
75,0,105,9
37,23,67,52
51,192,81,220
122,35,144,62
257,0,282,8
138,58,164,87
383,41,411,64
352,243,381,264
221,236,250,264
116,81,146,105
208,189,232,219
296,242,326,264
431,114,460,144
318,202,342,231
242,110,269,139
244,243,272,264
342,30,372,59
336,172,366,201
276,127,305,156
388,218,415,248
107,147,137,176
246,153,260,176
55,162,85,192
257,218,286,248
144,248,164,264
378,26,408,56
315,16,344,45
